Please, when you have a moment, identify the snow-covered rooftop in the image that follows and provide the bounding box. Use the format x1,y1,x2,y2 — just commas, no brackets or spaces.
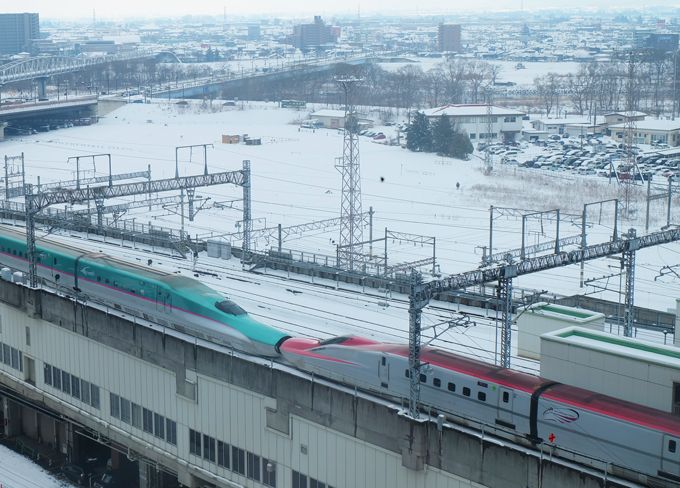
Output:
311,109,346,118
604,111,647,118
545,326,680,368
609,120,680,131
422,104,525,117
535,116,606,126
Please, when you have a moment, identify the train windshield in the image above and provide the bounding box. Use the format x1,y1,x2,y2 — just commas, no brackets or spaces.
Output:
215,300,247,316
318,336,351,346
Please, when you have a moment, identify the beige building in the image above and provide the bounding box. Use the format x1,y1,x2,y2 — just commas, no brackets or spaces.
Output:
609,120,680,146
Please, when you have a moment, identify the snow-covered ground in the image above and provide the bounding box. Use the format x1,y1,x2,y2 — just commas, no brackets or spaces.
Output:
0,444,68,488
377,58,581,86
1,100,679,363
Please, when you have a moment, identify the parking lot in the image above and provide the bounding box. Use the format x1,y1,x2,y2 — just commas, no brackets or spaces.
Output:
482,135,679,182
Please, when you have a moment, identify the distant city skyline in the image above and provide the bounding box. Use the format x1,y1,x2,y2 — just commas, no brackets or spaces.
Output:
3,0,680,20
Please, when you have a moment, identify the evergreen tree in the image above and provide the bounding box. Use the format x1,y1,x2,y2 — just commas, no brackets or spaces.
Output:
450,132,474,159
432,115,454,155
406,112,432,152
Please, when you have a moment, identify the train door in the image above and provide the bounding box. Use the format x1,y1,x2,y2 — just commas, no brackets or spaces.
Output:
662,435,680,476
378,356,389,388
497,387,514,427
156,287,172,314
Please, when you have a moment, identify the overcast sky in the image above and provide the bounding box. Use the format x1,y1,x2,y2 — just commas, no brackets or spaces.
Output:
1,0,677,20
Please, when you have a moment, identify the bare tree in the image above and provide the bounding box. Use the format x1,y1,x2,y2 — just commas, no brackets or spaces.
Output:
534,73,561,117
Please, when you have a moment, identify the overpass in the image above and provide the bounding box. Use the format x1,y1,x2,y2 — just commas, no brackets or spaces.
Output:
0,265,665,487
0,96,99,139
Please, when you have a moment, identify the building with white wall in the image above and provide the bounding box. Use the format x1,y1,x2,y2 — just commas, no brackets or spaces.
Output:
421,104,525,144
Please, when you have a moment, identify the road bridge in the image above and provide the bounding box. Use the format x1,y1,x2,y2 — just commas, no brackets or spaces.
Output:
152,55,373,100
0,96,99,138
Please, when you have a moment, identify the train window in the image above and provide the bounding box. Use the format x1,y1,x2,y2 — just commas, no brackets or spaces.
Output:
433,378,441,388
419,373,427,383
447,382,456,392
381,357,386,366
12,250,16,255
503,391,510,403
477,381,488,388
97,276,101,282
404,369,410,378
105,278,110,284
53,258,57,265
215,300,247,316
463,387,471,397
478,391,486,402
670,440,677,453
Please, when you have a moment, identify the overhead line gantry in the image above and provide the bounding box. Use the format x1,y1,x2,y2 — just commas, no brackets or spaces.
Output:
24,165,250,288
407,226,680,418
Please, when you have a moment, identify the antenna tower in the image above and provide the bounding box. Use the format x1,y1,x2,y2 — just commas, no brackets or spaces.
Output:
484,86,494,175
335,77,364,271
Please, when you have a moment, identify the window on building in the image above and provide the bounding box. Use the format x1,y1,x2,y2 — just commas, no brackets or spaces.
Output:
91,385,100,409
247,452,260,481
71,375,80,399
11,348,20,371
310,479,326,488
25,327,30,346
154,413,165,439
131,403,141,429
203,435,216,462
61,370,71,395
120,398,131,424
189,429,201,456
166,418,176,445
81,380,90,405
262,458,276,487
44,364,52,386
110,393,120,418
232,446,245,475
143,408,153,434
292,471,308,488
1,344,9,366
217,441,230,469
52,367,61,390
673,383,680,416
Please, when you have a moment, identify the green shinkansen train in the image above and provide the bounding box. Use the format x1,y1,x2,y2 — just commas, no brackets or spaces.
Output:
0,226,289,356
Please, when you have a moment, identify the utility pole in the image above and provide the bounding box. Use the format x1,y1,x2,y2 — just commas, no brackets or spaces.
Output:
484,86,494,175
622,51,638,217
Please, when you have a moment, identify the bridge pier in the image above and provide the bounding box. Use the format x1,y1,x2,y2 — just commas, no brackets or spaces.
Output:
36,76,48,100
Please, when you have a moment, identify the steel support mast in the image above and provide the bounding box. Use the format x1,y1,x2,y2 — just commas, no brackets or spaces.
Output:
335,77,363,271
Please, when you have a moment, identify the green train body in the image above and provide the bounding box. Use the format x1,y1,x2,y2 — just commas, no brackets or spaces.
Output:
0,226,289,356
